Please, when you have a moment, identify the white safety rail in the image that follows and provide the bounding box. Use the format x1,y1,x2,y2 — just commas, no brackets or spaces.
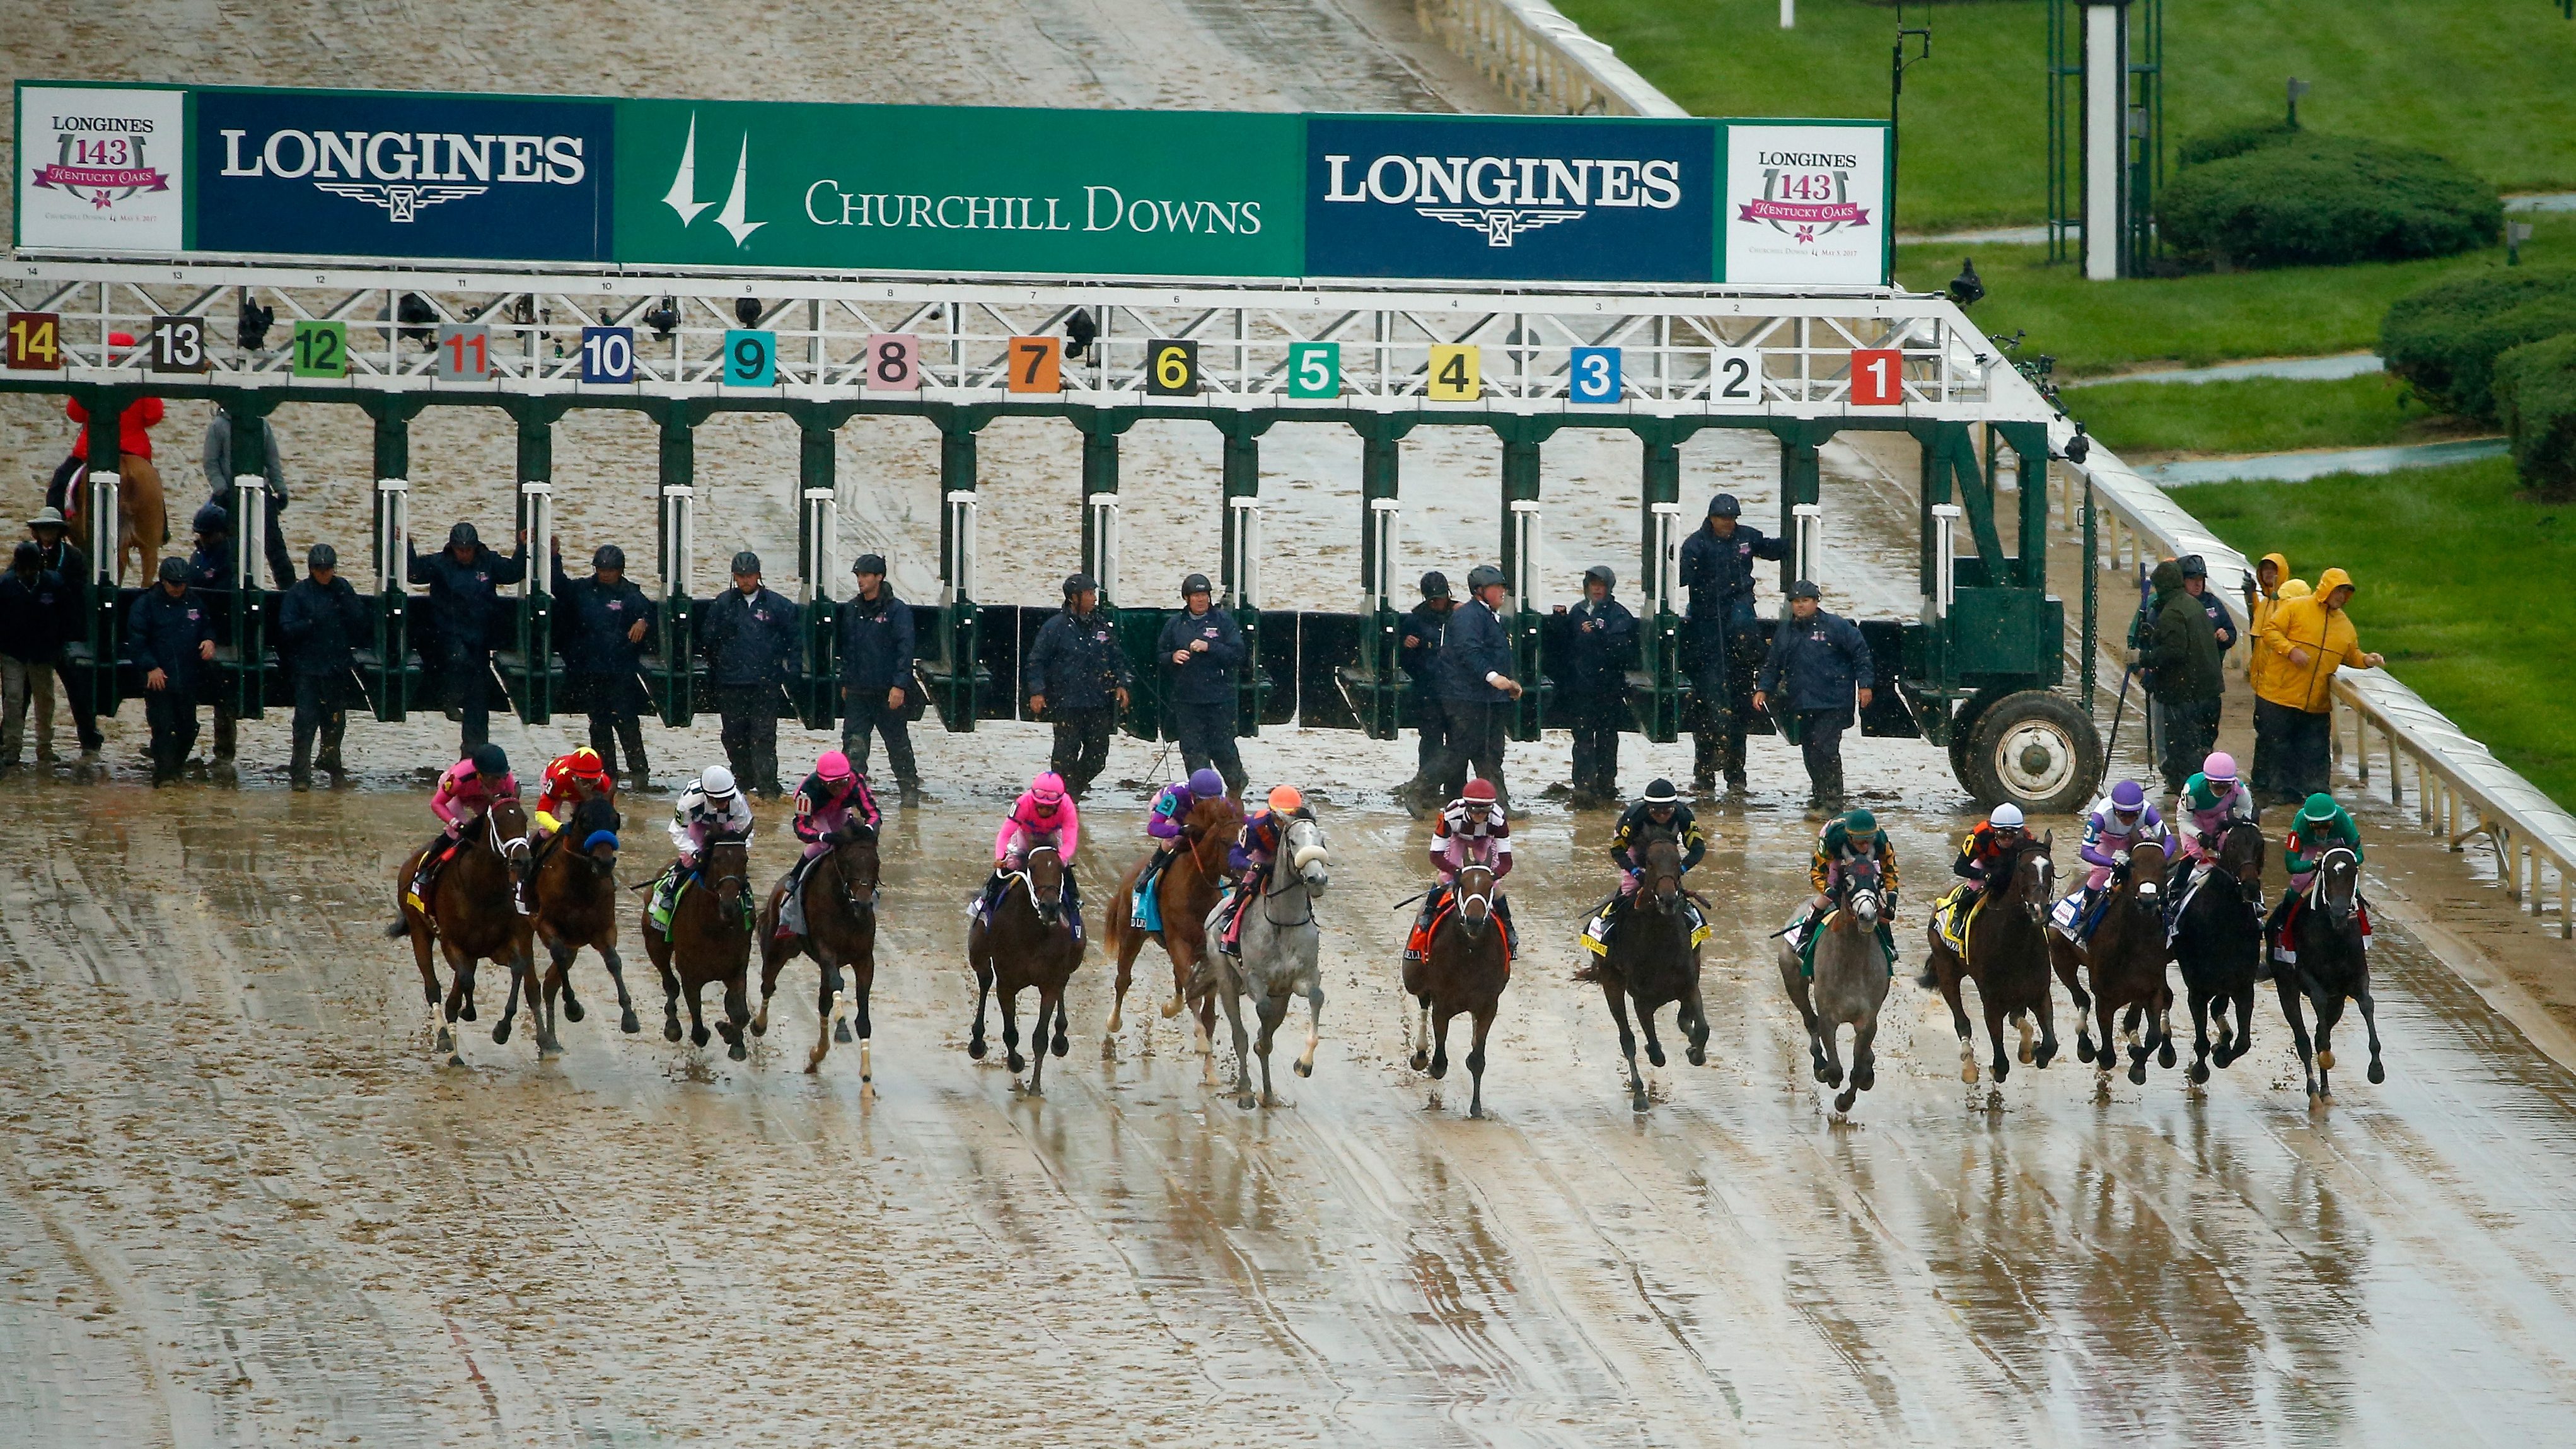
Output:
1413,0,1689,118
0,260,2043,422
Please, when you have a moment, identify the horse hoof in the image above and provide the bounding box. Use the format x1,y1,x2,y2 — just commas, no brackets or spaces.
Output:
2157,1042,2178,1069
492,1020,513,1046
968,1039,987,1061
1007,1052,1026,1073
460,1002,479,1023
2017,1042,2034,1065
2368,1061,2386,1085
1159,999,1182,1020
619,1010,639,1035
562,998,586,1024
1823,1064,1844,1087
2075,1039,2095,1064
1686,1045,1707,1068
1295,1059,1314,1078
2317,1048,2335,1071
1409,1049,1428,1073
729,1040,747,1062
1630,1091,1649,1114
835,1020,853,1044
1052,1035,1069,1059
663,1019,682,1043
1988,1061,2007,1085
1961,1062,1978,1085
690,1027,711,1048
2189,1061,2209,1085
2036,1045,2057,1069
2127,1061,2147,1086
1238,1093,1258,1111
1646,1045,1667,1069
1853,1066,1875,1091
434,1027,453,1054
1833,1088,1857,1114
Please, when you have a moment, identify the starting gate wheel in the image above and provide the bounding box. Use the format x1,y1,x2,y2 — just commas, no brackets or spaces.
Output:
1947,685,2011,783
1959,690,2101,815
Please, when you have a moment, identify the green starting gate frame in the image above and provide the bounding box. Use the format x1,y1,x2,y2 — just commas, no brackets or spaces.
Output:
0,257,2101,808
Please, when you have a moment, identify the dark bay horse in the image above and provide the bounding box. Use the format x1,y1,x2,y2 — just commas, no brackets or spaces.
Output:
2173,820,2265,1084
1404,858,1509,1118
1102,793,1241,1066
388,796,537,1064
1574,827,1708,1112
2051,838,2175,1087
2277,844,2385,1101
532,796,639,1041
1924,834,2058,1088
754,818,881,1079
968,843,1081,1095
642,835,754,1060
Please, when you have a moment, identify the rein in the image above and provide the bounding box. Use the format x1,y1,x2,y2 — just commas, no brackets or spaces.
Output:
1257,821,1323,929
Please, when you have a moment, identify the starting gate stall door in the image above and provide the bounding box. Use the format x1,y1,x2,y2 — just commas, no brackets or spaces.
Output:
654,482,698,726
496,479,555,724
69,470,123,716
794,484,840,731
226,474,277,721
368,478,415,721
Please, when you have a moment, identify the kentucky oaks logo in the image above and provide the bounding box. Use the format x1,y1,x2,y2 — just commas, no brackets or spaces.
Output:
1320,152,1685,247
31,117,171,211
1737,152,1871,247
217,125,588,222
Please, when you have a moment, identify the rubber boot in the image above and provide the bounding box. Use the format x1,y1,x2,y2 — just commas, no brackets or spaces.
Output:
316,713,346,778
289,737,313,792
1723,733,1749,793
617,719,651,789
1691,731,1719,793
212,706,238,764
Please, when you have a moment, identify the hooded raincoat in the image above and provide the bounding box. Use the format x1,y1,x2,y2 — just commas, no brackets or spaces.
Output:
2256,567,2371,714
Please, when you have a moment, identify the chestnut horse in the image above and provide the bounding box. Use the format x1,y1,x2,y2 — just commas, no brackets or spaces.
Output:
642,836,755,1060
65,456,169,585
387,797,538,1064
968,843,1081,1095
754,818,882,1079
1101,793,1241,1065
2051,838,2176,1087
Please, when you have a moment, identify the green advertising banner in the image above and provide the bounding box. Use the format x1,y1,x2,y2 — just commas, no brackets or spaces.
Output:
614,100,1304,277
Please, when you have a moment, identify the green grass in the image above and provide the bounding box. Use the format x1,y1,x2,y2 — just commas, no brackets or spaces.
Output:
1559,0,2576,231
2062,371,2480,456
1896,214,2576,376
2173,457,2576,806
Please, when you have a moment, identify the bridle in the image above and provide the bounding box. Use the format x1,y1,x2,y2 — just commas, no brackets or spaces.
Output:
1637,827,1683,915
2311,845,2360,926
1017,844,1064,923
1451,861,1494,940
702,835,750,907
1833,859,1883,931
1257,815,1328,928
827,823,879,919
2009,839,2054,924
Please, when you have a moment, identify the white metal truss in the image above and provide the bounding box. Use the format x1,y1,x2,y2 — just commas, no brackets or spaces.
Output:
0,257,2062,425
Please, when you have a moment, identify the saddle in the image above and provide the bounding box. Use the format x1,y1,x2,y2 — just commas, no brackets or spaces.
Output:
2270,890,2372,965
1931,883,1985,955
1581,889,1712,957
1796,905,1896,981
654,865,753,941
1406,899,1513,974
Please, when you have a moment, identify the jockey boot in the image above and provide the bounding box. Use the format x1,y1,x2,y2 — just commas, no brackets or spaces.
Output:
648,865,680,935
212,706,237,764
1494,895,1519,958
975,870,1007,922
1690,733,1717,793
1405,885,1446,963
1062,867,1085,945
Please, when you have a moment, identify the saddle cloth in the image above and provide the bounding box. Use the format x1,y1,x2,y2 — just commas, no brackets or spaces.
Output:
1931,884,1986,955
1408,902,1512,974
1579,893,1712,957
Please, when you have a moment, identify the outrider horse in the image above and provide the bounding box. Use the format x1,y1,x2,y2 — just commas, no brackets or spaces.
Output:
968,843,1081,1095
532,796,639,1041
2052,838,2176,1086
1777,858,1891,1117
1923,834,2058,1088
1405,856,1508,1117
2275,844,2385,1101
1574,827,1709,1112
1102,792,1241,1065
642,835,754,1060
754,818,881,1078
388,796,537,1065
2173,820,2265,1084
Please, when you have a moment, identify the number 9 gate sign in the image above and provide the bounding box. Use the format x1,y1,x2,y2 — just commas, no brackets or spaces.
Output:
722,329,775,388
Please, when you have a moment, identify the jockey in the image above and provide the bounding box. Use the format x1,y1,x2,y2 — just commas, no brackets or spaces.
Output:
777,750,879,938
649,765,754,932
2061,779,2171,943
977,771,1083,940
530,746,614,839
1215,784,1303,956
1406,779,1515,963
1579,777,1705,953
412,743,520,910
1134,767,1226,928
1796,808,1900,965
2263,791,2368,970
1949,803,2029,902
2176,752,2258,878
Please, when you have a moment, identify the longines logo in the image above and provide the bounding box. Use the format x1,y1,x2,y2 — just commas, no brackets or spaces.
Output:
1320,152,1684,247
30,115,170,212
217,126,587,222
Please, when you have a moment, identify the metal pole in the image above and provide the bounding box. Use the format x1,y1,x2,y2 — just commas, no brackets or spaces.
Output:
945,492,979,605
1084,492,1122,607
1791,502,1823,585
2082,475,2098,711
1228,496,1264,611
2083,1,2132,279
1930,503,1961,620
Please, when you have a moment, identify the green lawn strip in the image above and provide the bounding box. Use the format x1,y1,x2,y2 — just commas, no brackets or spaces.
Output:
2061,373,2484,458
1558,0,2576,231
2171,457,2576,807
1898,214,2576,377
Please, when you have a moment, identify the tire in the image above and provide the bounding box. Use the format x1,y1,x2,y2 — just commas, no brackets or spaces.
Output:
1947,685,2012,784
1961,690,2101,815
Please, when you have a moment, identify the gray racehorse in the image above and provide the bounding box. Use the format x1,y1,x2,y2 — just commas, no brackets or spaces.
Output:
1191,813,1331,1109
1777,863,1893,1117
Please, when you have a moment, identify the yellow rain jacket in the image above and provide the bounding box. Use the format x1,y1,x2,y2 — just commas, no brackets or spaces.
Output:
2256,567,2370,713
2247,552,2302,643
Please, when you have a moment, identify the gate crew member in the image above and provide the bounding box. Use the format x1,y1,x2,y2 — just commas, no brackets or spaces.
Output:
278,544,366,790
25,508,101,759
1680,492,1789,794
550,537,657,788
409,521,525,756
0,542,66,771
1398,572,1454,808
2141,558,2224,800
1563,565,1637,809
1433,564,1524,815
201,404,296,590
1026,573,1130,798
1158,571,1246,797
698,550,800,799
181,503,244,765
837,554,920,807
130,556,214,786
1753,580,1875,813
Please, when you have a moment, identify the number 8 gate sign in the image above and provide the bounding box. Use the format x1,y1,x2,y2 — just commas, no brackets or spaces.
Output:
865,334,920,392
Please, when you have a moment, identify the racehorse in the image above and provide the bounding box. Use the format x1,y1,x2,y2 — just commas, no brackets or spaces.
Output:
2051,838,2176,1086
1923,834,2059,1088
1195,813,1330,1111
967,842,1081,1095
2173,820,2265,1084
2275,844,2385,1101
1404,853,1507,1117
530,796,639,1040
386,796,537,1064
65,455,168,585
1102,792,1241,1066
1777,858,1892,1116
1573,827,1708,1112
642,835,754,1060
754,818,881,1079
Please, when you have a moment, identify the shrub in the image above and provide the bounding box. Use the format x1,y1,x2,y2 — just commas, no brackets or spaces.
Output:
2495,332,2576,500
2174,121,2297,168
2159,133,2501,270
2381,269,2576,419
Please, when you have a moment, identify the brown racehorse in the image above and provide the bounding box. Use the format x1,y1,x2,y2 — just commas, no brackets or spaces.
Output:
1574,828,1709,1112
1404,860,1511,1118
531,795,639,1039
1101,793,1241,1064
967,843,1081,1095
2051,837,2176,1087
753,818,882,1079
65,454,169,585
1923,832,2060,1088
642,835,755,1060
387,796,538,1064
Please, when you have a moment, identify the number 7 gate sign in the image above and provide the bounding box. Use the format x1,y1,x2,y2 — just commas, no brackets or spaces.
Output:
1848,348,1905,407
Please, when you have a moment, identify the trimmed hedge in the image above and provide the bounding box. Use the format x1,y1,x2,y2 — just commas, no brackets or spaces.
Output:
2159,133,2501,270
2496,332,2576,499
2381,269,2576,419
2173,122,2297,168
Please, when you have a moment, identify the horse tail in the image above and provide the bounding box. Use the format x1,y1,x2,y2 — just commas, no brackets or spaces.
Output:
383,915,411,940
1572,957,1611,986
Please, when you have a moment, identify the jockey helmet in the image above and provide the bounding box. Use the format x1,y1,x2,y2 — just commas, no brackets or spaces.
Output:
2109,779,2146,815
1462,779,1498,803
1990,802,2026,830
1843,808,1879,836
815,750,852,783
192,501,229,537
1030,771,1068,810
1186,767,1224,798
1465,564,1507,592
156,555,189,585
447,521,479,552
470,743,509,779
2300,792,2340,823
1266,784,1304,815
1642,777,1679,805
2203,751,2238,784
1419,571,1452,601
1707,492,1742,519
1180,572,1212,598
700,765,738,800
568,747,606,780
